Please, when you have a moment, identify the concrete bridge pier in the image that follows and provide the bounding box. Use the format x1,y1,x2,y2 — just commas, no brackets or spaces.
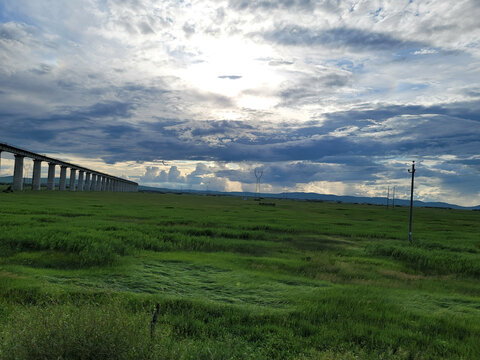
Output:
69,168,76,191
59,166,67,191
13,154,24,191
78,171,84,191
91,174,97,191
32,159,42,191
47,163,56,190
1,143,138,193
84,172,91,191
97,175,102,191
95,176,99,191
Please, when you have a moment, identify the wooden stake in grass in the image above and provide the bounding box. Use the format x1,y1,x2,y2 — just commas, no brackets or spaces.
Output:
150,303,160,338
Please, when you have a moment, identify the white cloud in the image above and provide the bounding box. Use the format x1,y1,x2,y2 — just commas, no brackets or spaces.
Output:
1,0,480,205
414,48,438,55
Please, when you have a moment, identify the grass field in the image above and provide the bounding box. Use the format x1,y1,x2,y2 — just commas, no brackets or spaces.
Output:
0,189,479,359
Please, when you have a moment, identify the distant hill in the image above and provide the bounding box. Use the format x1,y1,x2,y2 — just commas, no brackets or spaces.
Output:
138,185,480,211
0,176,56,186
1,176,478,210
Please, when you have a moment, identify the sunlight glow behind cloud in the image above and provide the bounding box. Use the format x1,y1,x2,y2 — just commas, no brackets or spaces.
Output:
0,0,479,205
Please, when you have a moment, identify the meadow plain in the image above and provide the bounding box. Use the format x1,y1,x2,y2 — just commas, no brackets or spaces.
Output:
0,189,479,359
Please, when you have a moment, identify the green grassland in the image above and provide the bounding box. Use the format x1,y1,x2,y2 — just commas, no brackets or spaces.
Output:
0,189,479,359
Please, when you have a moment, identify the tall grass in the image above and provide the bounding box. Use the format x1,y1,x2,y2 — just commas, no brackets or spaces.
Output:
0,191,479,359
1,289,478,360
368,242,480,277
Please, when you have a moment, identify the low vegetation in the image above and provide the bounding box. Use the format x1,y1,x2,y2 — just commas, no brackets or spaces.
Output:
0,189,479,359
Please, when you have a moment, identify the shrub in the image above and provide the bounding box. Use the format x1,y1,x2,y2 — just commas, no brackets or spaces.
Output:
0,302,155,360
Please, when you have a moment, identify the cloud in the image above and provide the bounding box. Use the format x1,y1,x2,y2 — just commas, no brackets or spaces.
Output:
263,25,423,52
414,48,438,55
229,0,314,12
277,70,352,107
3,99,479,168
268,59,294,66
167,165,184,182
140,166,161,181
1,0,480,205
215,160,384,186
30,64,53,75
182,23,195,37
218,75,242,79
138,21,155,34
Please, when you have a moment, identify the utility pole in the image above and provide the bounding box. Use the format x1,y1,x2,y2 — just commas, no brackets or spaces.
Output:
387,186,390,208
392,186,396,209
408,161,416,244
254,168,263,198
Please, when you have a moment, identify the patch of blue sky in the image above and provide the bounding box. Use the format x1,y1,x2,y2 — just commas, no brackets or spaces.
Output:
362,86,392,96
393,48,420,59
371,7,384,21
0,5,21,24
334,59,365,73
396,82,429,92
395,47,443,59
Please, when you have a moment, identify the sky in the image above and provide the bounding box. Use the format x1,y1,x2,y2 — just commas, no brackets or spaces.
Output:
0,0,479,206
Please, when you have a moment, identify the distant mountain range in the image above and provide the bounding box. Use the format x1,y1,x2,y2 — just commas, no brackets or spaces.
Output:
1,176,479,210
137,185,480,211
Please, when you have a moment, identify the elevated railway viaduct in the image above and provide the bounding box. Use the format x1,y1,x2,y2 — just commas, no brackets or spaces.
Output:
0,143,138,192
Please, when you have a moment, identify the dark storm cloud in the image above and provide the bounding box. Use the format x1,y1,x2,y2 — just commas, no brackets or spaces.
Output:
263,25,423,51
2,98,479,168
72,101,136,119
118,99,478,165
321,102,480,129
215,159,384,186
278,72,352,106
0,99,139,158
